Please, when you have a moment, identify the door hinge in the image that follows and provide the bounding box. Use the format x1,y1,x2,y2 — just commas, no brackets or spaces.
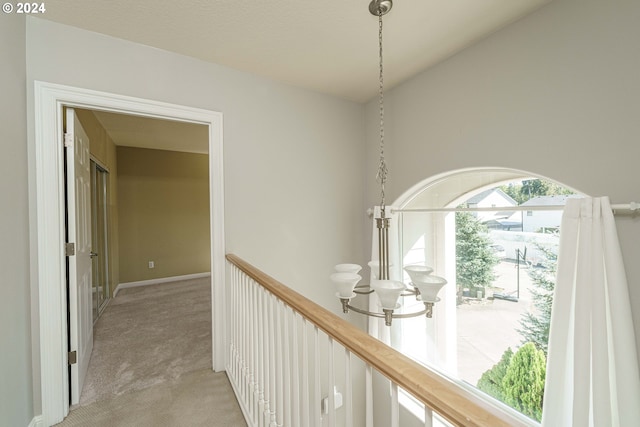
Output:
65,242,75,256
64,133,73,148
68,351,77,365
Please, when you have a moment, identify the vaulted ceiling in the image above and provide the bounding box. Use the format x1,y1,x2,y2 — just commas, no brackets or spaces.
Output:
41,0,551,103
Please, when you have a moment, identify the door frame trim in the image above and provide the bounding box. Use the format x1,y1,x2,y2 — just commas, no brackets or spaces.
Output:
33,81,226,425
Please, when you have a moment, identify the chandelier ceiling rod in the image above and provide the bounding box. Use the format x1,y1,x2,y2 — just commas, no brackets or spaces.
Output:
372,0,392,282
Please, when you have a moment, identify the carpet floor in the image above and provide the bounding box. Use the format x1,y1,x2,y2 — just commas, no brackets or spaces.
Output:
80,277,213,405
55,368,246,426
55,277,246,426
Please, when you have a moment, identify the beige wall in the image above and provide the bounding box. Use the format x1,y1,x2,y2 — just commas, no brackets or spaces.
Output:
117,147,211,283
0,15,34,427
75,109,120,297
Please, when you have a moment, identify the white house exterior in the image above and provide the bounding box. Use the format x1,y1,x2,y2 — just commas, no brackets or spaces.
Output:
521,195,581,232
465,188,522,230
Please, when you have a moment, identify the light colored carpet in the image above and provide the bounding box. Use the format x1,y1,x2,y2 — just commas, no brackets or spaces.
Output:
55,368,247,426
79,277,213,405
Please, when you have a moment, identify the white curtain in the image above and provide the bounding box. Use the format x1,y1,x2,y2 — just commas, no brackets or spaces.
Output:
542,197,640,426
368,206,400,343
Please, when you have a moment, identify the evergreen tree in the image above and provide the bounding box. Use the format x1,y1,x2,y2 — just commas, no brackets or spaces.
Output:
455,212,498,296
520,179,549,202
502,343,546,421
500,182,524,204
477,347,514,401
517,242,558,356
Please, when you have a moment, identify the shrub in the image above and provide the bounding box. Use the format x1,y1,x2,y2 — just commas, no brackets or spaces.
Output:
477,347,513,401
477,343,546,422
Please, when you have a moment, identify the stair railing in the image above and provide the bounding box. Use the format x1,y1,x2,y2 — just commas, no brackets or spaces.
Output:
226,254,532,427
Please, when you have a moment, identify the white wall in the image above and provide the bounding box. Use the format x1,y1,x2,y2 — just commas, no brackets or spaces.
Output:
365,0,640,363
0,15,34,427
26,16,366,419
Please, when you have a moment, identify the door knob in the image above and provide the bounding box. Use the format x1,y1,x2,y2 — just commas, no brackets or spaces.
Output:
90,252,98,258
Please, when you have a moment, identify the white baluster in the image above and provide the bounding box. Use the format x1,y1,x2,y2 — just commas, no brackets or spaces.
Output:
228,264,235,377
283,307,291,427
239,273,246,402
327,337,336,426
268,294,277,426
366,364,373,427
244,278,251,403
260,289,269,427
424,407,433,427
249,280,257,421
244,279,250,404
235,267,240,381
252,286,262,425
301,318,310,427
345,349,353,427
233,270,244,394
230,265,236,377
275,301,284,427
314,326,322,427
292,312,301,426
252,281,260,425
391,383,399,427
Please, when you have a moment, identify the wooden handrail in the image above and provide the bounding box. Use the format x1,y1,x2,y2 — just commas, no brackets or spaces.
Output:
226,254,532,427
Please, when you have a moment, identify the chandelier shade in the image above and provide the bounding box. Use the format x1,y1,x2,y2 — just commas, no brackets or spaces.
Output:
334,263,362,274
409,274,448,304
371,280,406,310
330,272,362,299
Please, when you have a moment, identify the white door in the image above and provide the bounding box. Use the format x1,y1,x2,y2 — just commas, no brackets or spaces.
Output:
66,108,94,405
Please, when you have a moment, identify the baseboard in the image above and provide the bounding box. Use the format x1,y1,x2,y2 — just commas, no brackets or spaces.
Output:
28,415,43,427
114,272,211,297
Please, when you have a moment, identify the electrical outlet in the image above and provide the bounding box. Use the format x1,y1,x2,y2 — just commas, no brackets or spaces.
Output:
148,261,155,269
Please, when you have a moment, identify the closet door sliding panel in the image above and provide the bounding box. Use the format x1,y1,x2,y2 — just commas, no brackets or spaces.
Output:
90,160,110,323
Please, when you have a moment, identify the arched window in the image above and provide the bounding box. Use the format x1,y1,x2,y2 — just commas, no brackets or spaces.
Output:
389,167,581,424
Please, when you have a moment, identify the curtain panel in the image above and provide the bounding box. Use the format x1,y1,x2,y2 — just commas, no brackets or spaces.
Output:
542,197,640,426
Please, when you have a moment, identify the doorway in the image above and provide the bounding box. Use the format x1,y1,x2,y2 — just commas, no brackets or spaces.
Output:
75,108,212,405
34,82,226,426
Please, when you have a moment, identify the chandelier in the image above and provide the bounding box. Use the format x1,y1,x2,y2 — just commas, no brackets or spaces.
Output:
330,0,447,326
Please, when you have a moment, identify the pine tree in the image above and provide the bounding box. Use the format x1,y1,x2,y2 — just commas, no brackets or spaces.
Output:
455,212,498,296
502,343,546,421
517,242,557,356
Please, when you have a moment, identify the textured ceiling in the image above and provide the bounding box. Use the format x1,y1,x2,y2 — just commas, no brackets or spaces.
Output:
40,0,551,103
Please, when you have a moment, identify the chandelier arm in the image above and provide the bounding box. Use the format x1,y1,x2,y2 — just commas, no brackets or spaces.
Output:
353,288,375,295
400,289,418,297
344,303,429,319
388,308,429,319
352,287,418,298
345,304,386,318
